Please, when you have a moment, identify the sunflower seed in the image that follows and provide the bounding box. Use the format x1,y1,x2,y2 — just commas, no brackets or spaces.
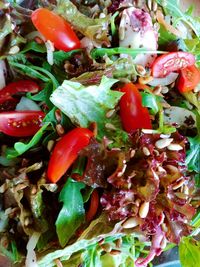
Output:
122,217,140,229
105,123,116,131
106,109,116,118
56,124,65,136
138,76,154,85
110,250,121,255
155,138,173,149
172,179,185,190
147,0,152,10
139,202,149,218
143,147,150,156
153,85,162,95
9,45,20,55
47,140,55,152
161,223,168,232
167,144,183,151
101,243,112,253
153,1,158,12
160,236,167,249
161,86,169,94
136,65,146,76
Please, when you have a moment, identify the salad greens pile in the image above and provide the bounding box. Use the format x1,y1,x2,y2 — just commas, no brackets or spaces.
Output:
0,0,200,267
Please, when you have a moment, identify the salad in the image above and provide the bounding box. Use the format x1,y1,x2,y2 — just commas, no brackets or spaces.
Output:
0,0,200,266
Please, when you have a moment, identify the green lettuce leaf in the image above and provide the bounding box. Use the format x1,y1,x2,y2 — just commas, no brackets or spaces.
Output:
179,237,200,267
50,76,122,131
56,178,85,247
156,0,200,38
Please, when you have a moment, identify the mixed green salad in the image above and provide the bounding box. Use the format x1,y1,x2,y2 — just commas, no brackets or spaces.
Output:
0,0,200,266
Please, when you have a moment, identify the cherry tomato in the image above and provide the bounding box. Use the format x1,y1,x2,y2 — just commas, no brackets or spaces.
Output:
31,8,81,52
0,111,44,137
47,128,94,183
0,80,40,111
177,65,200,93
119,83,152,133
152,52,195,78
86,190,99,222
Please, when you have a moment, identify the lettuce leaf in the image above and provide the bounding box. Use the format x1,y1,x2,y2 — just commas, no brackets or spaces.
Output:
50,76,127,145
179,237,200,267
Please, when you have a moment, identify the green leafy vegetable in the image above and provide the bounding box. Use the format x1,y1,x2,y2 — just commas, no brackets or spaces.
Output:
156,0,200,38
141,92,160,115
6,123,50,159
56,178,85,247
179,237,200,267
91,47,166,59
50,76,122,130
53,49,82,66
21,41,46,53
55,0,110,45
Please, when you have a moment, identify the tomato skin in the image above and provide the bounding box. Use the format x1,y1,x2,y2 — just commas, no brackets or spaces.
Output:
31,8,81,52
0,111,44,137
47,128,94,183
177,65,200,93
0,80,40,109
119,83,152,133
86,190,99,222
152,52,195,78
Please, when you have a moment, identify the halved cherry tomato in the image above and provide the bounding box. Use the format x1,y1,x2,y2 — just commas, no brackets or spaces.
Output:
47,128,93,183
152,52,195,78
31,8,81,52
119,83,152,133
177,65,200,93
86,190,99,222
0,80,40,111
0,111,44,137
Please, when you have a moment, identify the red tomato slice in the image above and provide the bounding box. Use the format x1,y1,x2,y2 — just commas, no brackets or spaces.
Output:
0,111,44,137
47,128,94,183
119,83,152,133
31,8,81,52
0,80,40,110
152,52,195,78
177,65,200,93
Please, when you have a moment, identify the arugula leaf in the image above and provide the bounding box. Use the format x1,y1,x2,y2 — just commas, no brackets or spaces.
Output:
53,49,82,66
156,0,200,38
141,92,160,115
21,41,46,53
158,24,176,46
56,178,85,247
6,123,50,159
179,237,200,267
91,47,166,59
50,76,122,130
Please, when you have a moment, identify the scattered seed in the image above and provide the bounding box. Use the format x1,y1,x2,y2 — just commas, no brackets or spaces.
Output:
139,202,149,218
47,140,55,152
101,243,112,253
130,149,136,158
154,149,160,156
143,147,150,156
158,166,166,174
56,124,65,136
136,65,146,76
160,237,167,249
167,144,183,151
161,223,168,232
135,198,141,207
172,179,185,190
117,164,127,177
142,129,156,134
153,85,162,95
110,249,121,255
155,138,173,149
161,86,169,94
153,1,158,12
24,217,33,227
138,76,154,85
31,186,37,195
98,238,105,245
55,109,62,122
183,185,189,195
147,0,152,10
166,164,178,173
54,259,63,267
122,217,140,229
0,183,8,193
194,86,200,93
115,238,122,248
9,45,20,55
105,123,116,131
160,134,171,139
106,109,115,118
